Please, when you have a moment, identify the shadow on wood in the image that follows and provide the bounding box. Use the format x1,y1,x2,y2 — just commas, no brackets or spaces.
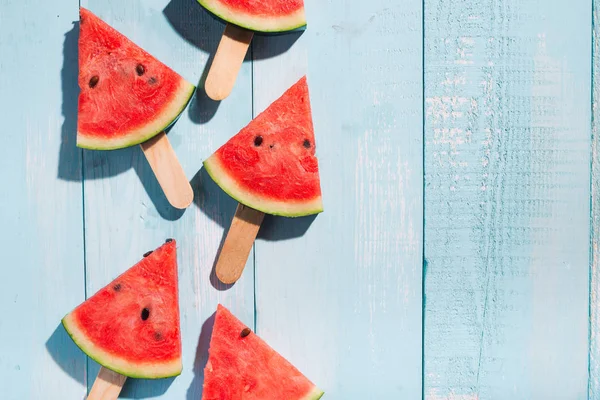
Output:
190,167,318,243
57,22,85,182
132,146,186,221
190,167,237,290
45,323,86,385
163,0,302,60
186,69,221,125
163,0,224,124
162,0,303,109
209,233,236,291
47,323,175,398
258,213,317,241
57,23,189,220
84,359,175,399
186,312,216,400
57,22,131,182
81,145,187,221
120,374,175,399
251,31,304,59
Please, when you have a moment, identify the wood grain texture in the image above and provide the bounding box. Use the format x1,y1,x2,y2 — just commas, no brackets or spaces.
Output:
252,0,424,398
424,0,591,398
0,0,87,398
204,24,254,101
87,367,127,400
139,132,194,210
4,0,598,398
215,204,264,284
80,1,254,398
591,0,600,397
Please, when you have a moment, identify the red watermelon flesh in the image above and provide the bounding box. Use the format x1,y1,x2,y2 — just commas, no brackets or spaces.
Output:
202,304,324,400
203,76,323,217
77,8,195,150
62,240,182,379
197,0,305,32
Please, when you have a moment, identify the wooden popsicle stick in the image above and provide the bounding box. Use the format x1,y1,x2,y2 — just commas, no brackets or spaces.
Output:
216,203,265,284
140,131,193,209
205,23,254,101
87,367,127,400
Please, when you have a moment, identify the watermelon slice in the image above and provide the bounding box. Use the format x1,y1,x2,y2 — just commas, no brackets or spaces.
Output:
197,0,306,33
203,76,323,217
77,8,195,150
202,304,324,399
62,240,182,379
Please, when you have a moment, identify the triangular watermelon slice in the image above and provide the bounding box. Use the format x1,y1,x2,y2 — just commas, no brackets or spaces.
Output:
204,76,323,217
77,8,195,150
62,240,182,379
202,304,324,399
198,0,306,33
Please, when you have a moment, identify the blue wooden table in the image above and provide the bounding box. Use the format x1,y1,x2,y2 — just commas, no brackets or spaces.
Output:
0,0,596,398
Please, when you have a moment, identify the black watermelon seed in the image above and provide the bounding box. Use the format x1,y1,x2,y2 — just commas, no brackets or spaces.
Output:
136,64,145,76
89,75,99,88
165,238,173,243
141,308,150,321
154,332,163,341
113,283,121,291
303,139,311,148
240,328,251,338
143,250,153,257
254,136,263,147
148,77,157,84
269,144,274,149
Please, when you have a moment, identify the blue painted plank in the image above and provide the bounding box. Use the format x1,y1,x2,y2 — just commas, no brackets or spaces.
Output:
424,0,591,398
252,1,424,398
4,0,596,398
80,0,254,398
0,0,86,398
590,1,600,398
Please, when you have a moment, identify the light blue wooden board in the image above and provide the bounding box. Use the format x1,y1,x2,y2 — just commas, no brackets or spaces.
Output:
2,0,598,398
0,0,86,398
424,0,591,399
80,0,254,398
591,1,600,398
252,0,423,398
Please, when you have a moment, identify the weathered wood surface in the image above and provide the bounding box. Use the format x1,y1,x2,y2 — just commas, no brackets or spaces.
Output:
251,0,423,398
0,0,597,398
591,0,600,398
425,0,591,399
80,1,255,398
0,0,87,398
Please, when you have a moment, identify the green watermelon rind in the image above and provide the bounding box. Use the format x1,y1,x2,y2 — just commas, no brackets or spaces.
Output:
302,387,325,399
197,0,307,33
76,80,195,151
61,313,183,379
204,7,307,36
203,154,324,217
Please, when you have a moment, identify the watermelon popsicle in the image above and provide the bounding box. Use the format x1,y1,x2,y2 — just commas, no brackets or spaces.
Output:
77,8,195,209
61,240,182,399
203,76,322,284
202,304,324,399
197,0,307,100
